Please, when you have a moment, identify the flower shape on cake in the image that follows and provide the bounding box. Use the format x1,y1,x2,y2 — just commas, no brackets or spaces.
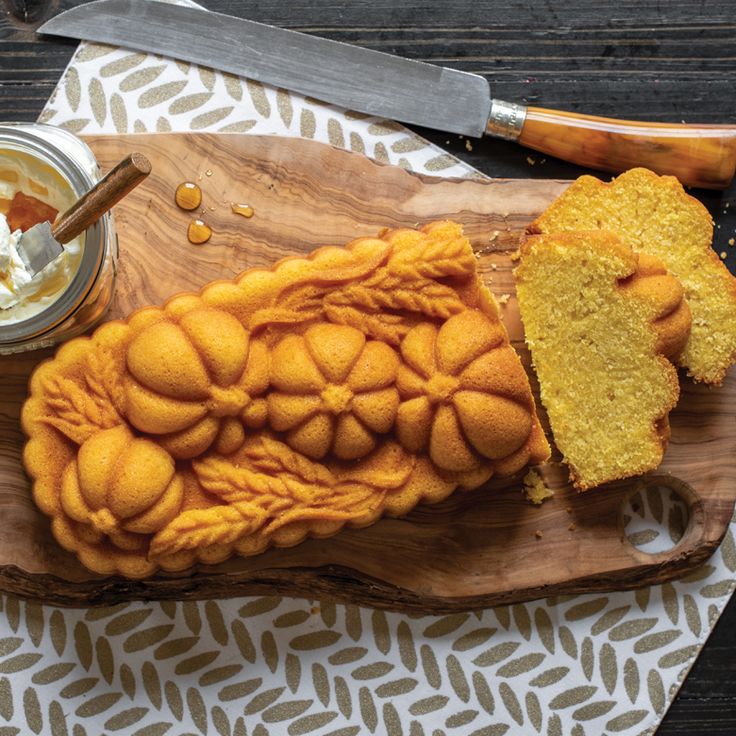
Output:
59,426,184,551
268,323,400,460
123,307,269,458
395,309,536,472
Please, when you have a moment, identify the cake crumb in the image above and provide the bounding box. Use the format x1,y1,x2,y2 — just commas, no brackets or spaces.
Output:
489,230,500,241
523,469,554,505
526,156,536,166
568,522,577,531
510,250,521,262
465,140,473,152
565,506,573,514
497,293,511,306
729,238,735,246
490,263,498,271
534,530,544,539
721,251,728,259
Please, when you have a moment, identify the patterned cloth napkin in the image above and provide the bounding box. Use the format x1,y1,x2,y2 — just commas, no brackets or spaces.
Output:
12,18,733,736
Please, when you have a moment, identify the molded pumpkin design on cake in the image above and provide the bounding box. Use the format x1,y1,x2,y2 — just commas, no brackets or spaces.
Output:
123,307,269,458
395,309,538,473
58,426,184,551
268,323,400,460
618,252,692,361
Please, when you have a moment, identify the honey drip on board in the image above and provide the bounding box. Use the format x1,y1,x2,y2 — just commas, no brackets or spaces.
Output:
187,219,212,245
231,203,254,218
175,182,202,211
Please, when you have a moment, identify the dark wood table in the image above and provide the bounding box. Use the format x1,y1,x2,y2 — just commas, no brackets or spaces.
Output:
1,1,734,732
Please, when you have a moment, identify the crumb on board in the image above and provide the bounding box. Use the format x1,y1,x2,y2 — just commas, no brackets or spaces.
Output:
568,522,577,532
721,251,728,259
497,293,511,306
526,156,536,166
510,250,521,262
534,530,544,540
522,469,554,505
729,238,735,246
565,506,573,514
490,263,498,271
489,230,501,241
465,140,473,151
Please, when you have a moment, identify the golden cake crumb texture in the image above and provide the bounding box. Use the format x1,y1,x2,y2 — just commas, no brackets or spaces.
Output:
522,468,554,505
516,231,685,490
529,167,736,385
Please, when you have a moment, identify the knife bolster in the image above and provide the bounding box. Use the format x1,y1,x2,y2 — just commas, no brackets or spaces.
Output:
487,99,527,140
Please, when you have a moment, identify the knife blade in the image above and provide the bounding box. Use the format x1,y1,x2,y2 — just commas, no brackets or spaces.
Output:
39,0,736,188
39,0,491,137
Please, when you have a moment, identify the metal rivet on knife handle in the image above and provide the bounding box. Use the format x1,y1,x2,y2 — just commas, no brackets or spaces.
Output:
486,99,527,141
52,152,152,244
486,105,736,190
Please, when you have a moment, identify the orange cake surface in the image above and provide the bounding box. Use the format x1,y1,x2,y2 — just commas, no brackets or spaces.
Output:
516,231,689,490
22,221,550,578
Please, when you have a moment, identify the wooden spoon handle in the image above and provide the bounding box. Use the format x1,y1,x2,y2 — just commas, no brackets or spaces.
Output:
486,100,736,189
52,152,151,244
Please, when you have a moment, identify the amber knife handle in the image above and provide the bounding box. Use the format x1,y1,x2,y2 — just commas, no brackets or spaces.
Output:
52,152,152,244
486,99,736,189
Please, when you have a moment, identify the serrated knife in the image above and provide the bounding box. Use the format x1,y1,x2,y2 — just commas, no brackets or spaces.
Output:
39,0,736,188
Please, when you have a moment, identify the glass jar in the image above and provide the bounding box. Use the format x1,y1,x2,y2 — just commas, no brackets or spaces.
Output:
0,123,117,354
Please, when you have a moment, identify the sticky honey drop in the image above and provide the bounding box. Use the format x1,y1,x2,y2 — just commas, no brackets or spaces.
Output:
231,203,254,218
175,182,202,211
187,219,212,244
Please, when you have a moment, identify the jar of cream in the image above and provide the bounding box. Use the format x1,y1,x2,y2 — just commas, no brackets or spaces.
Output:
0,123,117,354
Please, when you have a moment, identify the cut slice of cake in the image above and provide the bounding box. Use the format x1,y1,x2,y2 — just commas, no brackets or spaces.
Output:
515,231,689,490
528,167,736,385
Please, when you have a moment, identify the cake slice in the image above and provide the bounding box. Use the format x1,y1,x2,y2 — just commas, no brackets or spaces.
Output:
515,231,689,490
528,168,736,385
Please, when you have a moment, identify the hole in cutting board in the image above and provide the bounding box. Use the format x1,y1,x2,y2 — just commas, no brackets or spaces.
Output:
622,478,691,554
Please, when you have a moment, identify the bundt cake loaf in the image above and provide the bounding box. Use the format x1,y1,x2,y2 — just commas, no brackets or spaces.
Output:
515,230,690,490
22,221,550,578
528,167,736,385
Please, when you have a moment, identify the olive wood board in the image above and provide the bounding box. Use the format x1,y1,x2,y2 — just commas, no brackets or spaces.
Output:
0,133,733,612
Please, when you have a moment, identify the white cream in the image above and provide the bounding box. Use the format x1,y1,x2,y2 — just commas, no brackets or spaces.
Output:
0,149,84,325
0,213,31,309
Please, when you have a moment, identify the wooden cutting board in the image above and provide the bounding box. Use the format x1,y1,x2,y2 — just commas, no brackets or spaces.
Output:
0,133,733,612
